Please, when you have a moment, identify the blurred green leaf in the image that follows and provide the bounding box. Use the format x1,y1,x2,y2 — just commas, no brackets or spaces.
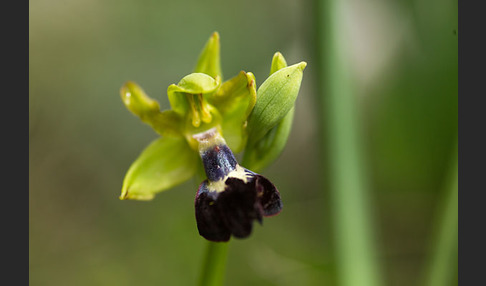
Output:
120,136,199,200
422,143,458,286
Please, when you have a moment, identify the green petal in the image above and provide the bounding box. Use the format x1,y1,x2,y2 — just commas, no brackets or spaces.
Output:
242,107,294,172
247,61,306,144
193,32,222,80
208,71,257,152
167,73,220,115
120,136,198,200
121,81,182,137
120,81,161,122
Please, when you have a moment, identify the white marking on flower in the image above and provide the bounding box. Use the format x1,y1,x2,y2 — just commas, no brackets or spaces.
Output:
208,165,250,193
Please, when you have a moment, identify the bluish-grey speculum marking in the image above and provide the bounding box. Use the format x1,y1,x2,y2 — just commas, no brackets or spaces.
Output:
200,144,237,181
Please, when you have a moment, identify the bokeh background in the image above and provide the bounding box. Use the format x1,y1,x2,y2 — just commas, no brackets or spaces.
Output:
29,0,457,285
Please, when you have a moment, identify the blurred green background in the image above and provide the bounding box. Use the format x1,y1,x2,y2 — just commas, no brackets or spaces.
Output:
29,0,457,285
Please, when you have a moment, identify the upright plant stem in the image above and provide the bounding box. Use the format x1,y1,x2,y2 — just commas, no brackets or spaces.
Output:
314,0,384,285
198,241,229,286
422,144,458,286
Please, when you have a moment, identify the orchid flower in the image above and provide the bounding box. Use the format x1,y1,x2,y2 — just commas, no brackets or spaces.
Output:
119,32,306,241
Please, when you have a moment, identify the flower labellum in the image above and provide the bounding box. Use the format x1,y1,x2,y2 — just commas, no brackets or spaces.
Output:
193,128,283,242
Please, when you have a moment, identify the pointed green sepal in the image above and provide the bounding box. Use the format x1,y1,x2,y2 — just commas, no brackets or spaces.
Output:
207,71,257,152
120,136,199,200
194,32,222,80
247,61,306,144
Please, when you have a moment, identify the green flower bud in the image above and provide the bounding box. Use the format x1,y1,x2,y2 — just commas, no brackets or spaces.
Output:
242,53,296,172
247,61,306,144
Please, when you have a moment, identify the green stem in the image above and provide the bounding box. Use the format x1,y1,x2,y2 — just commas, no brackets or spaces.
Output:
198,241,229,286
422,144,458,286
314,0,384,285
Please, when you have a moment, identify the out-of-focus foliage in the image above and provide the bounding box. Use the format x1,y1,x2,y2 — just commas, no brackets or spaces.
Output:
29,0,457,285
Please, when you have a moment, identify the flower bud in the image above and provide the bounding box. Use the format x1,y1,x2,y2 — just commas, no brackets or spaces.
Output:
247,61,306,144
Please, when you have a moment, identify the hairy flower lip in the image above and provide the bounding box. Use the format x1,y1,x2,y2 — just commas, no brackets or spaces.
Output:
193,128,282,242
195,173,282,242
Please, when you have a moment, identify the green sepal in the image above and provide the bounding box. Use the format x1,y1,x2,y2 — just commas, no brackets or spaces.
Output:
242,107,294,172
120,81,181,137
208,71,257,152
247,61,306,144
119,136,199,200
167,73,221,115
193,32,222,80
